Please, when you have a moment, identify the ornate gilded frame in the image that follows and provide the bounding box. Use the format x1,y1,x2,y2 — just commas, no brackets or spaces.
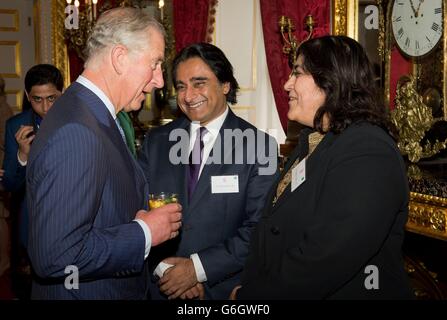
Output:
51,0,70,88
332,0,358,38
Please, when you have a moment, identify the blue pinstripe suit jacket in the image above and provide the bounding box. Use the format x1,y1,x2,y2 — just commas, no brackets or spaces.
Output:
27,82,150,300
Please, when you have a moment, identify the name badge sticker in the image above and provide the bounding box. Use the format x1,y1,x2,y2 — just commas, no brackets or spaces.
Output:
211,175,239,194
291,158,306,192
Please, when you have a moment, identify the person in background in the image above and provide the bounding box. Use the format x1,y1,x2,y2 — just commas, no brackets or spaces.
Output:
0,74,14,298
139,42,278,300
2,64,63,299
26,7,182,300
233,35,413,299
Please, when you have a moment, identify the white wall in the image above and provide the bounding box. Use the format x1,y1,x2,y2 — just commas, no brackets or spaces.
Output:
214,0,286,144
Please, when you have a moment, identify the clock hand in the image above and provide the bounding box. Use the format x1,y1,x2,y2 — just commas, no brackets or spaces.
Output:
409,0,418,17
415,0,424,18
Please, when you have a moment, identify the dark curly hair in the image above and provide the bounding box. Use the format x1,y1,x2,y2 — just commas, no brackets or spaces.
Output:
172,43,239,104
296,35,397,140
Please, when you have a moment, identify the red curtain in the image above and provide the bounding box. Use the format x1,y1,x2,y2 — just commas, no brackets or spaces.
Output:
173,0,211,53
260,0,330,132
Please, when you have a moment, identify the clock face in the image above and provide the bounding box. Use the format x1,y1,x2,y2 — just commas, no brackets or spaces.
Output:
391,0,443,57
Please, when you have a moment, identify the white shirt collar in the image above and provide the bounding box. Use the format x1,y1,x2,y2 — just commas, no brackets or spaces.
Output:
76,75,117,119
189,106,229,176
189,106,229,138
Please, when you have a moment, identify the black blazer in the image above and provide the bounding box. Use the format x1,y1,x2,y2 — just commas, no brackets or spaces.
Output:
238,123,414,299
138,109,278,299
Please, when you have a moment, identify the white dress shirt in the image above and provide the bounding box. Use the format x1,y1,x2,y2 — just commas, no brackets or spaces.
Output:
176,107,229,282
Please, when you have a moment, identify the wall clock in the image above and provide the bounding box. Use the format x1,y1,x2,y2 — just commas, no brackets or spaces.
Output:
391,0,443,58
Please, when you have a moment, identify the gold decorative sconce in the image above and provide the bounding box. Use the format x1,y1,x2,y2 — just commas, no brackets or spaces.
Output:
278,14,315,64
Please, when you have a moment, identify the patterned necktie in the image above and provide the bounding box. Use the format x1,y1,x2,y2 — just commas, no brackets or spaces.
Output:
188,126,207,200
115,117,127,145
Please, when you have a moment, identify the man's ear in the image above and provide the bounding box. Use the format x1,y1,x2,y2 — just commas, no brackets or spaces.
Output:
110,45,128,75
223,82,230,95
25,90,30,101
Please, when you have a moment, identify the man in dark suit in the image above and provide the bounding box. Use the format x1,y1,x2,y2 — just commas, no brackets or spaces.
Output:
2,64,63,298
26,7,182,300
138,43,278,300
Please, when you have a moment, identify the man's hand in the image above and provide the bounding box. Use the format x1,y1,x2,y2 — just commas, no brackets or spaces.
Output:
135,203,182,246
179,283,205,300
15,125,35,163
158,257,198,299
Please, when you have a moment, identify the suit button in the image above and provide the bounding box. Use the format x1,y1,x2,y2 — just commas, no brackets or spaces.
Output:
270,226,280,235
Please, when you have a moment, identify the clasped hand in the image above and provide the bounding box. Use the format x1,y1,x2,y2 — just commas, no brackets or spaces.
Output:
158,257,204,300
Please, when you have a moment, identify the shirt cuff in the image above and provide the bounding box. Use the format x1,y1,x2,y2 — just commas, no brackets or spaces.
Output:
17,150,27,166
134,219,151,259
190,253,207,283
153,261,174,278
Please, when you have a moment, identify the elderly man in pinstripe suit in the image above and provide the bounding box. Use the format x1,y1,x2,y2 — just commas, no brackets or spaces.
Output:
26,7,182,300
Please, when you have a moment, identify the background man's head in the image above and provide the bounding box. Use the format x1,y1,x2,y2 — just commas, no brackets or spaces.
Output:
172,43,239,125
84,7,166,111
25,64,63,118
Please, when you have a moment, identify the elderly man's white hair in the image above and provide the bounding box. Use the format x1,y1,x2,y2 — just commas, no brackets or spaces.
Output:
84,7,165,66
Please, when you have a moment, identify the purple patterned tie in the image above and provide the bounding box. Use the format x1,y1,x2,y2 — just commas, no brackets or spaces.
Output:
188,126,207,200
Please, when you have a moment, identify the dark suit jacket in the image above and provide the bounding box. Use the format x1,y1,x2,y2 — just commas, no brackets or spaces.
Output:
27,82,149,300
238,123,414,300
2,108,39,248
138,109,278,299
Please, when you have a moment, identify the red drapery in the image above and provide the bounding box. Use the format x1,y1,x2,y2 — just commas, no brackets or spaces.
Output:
260,0,330,132
172,0,212,53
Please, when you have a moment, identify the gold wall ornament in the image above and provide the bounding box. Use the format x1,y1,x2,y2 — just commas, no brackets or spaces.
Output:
391,75,447,163
278,14,314,65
